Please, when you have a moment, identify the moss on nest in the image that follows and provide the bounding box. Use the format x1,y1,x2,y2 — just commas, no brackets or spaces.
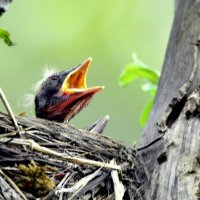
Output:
17,163,55,197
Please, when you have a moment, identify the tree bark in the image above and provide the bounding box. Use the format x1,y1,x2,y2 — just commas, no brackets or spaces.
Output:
140,0,200,199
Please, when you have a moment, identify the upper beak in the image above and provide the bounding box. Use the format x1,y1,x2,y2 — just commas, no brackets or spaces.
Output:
61,58,104,97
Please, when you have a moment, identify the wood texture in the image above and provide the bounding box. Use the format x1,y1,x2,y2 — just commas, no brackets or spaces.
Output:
140,0,200,199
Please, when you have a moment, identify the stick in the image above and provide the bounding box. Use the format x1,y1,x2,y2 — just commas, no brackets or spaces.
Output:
111,159,125,200
56,168,101,200
0,168,27,200
4,138,121,171
0,88,20,133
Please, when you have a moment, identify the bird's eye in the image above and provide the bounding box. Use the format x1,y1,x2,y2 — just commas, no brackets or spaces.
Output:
51,76,58,81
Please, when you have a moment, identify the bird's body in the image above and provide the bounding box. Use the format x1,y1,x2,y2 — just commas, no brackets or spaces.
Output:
34,58,104,122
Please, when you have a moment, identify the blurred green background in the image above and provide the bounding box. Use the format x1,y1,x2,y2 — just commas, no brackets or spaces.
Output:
0,0,173,145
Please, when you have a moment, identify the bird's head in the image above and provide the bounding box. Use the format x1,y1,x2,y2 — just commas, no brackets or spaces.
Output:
35,58,104,122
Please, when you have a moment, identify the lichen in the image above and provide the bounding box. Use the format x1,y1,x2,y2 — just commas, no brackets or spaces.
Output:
17,163,55,197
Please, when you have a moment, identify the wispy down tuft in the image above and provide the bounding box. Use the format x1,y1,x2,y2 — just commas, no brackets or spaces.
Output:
23,94,35,107
33,68,58,92
23,67,58,107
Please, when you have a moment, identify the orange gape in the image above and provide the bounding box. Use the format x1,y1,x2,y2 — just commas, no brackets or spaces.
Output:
35,58,104,122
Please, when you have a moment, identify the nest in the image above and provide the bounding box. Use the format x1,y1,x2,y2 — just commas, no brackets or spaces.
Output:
0,111,148,200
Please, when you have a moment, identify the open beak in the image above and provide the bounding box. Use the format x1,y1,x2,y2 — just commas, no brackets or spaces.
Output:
61,57,104,101
42,58,104,122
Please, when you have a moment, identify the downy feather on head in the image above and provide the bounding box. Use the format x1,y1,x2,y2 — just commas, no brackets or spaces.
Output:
23,67,58,107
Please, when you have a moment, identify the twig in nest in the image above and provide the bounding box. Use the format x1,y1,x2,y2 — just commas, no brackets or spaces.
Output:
0,168,27,200
111,159,125,200
56,168,102,200
0,88,21,134
56,173,71,200
6,138,121,170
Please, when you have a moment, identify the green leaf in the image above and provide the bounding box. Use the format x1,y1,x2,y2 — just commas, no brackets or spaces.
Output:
119,54,159,87
0,28,14,46
142,82,157,96
140,99,154,126
131,53,147,68
119,54,160,127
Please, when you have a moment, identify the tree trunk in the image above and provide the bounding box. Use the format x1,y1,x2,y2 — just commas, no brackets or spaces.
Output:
140,0,200,199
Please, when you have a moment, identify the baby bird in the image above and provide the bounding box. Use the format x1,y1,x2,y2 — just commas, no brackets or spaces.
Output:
34,58,104,122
